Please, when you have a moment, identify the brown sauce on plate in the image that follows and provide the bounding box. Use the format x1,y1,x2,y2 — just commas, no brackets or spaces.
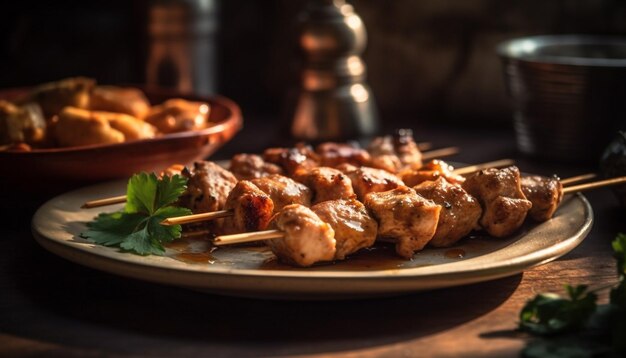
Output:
444,248,466,259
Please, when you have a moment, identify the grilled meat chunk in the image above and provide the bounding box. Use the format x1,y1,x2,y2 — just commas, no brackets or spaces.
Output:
229,153,284,180
311,199,378,260
340,165,405,200
263,142,320,175
368,129,422,173
462,166,532,238
400,160,465,187
251,174,312,212
293,167,356,204
316,142,371,167
178,161,238,214
268,204,336,267
521,175,563,222
364,186,441,259
222,181,274,235
413,178,482,247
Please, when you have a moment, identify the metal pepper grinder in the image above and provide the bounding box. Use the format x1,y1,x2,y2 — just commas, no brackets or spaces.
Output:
289,0,378,141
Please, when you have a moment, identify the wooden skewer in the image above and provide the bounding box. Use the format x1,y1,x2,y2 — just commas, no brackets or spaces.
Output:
81,195,127,209
417,142,433,151
213,229,284,246
452,159,515,175
160,210,232,226
421,146,460,161
562,176,626,194
560,173,597,186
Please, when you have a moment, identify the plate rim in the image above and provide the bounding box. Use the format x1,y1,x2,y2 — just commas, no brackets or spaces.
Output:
30,179,593,294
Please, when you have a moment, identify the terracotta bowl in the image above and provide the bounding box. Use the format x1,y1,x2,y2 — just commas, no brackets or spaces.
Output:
0,87,242,193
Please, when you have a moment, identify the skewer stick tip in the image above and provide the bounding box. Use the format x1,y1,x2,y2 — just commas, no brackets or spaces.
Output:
214,229,285,246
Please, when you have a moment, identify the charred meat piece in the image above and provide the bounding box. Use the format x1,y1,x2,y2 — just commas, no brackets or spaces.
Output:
263,142,320,175
251,174,312,212
462,166,532,238
311,199,378,260
339,165,405,200
521,175,563,222
364,186,441,259
229,153,284,180
413,178,482,247
222,181,274,235
368,129,422,173
316,142,371,168
293,167,356,204
178,161,238,214
399,160,465,187
268,204,336,267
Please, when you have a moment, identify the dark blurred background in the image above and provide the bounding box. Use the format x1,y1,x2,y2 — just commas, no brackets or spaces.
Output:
1,0,625,128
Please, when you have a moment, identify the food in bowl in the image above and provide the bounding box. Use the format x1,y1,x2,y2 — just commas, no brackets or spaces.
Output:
0,77,214,151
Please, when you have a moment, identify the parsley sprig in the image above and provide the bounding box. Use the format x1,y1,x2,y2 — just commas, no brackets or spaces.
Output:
518,233,626,356
80,173,192,255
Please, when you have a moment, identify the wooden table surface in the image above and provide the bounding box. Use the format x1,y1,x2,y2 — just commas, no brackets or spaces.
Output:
0,124,620,357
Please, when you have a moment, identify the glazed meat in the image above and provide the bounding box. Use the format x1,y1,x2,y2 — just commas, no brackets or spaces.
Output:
222,181,274,235
293,167,356,204
268,204,336,267
400,160,465,187
311,199,378,260
340,165,405,200
521,175,563,222
229,153,284,180
364,186,441,259
413,178,482,247
251,174,312,212
316,142,371,167
368,129,422,173
178,161,238,214
263,142,320,175
462,166,532,238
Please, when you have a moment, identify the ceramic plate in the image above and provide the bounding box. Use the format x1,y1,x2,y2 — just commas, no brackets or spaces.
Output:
32,179,593,300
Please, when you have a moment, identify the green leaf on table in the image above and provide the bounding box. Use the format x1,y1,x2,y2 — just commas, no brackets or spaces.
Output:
612,233,626,277
519,285,597,335
81,172,191,256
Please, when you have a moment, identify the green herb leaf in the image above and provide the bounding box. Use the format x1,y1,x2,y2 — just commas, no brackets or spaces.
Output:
81,212,146,247
519,285,597,335
156,174,189,209
81,173,191,255
612,233,626,278
126,172,159,214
